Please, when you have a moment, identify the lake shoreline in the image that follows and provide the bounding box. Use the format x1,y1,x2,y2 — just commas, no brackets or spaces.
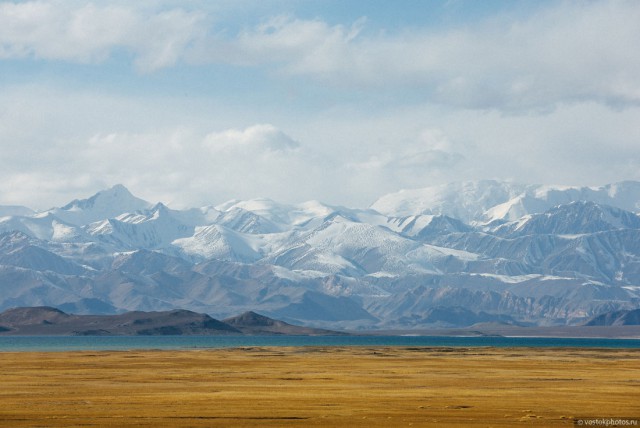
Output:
359,324,640,339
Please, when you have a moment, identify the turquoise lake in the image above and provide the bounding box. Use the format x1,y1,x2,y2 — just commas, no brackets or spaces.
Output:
1,335,639,351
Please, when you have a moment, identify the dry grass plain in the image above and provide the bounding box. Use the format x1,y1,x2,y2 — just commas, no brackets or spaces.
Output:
0,346,638,427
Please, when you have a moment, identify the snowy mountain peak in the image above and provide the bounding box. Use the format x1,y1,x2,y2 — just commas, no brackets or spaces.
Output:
152,201,169,211
216,198,281,214
370,180,527,222
51,185,153,226
61,184,134,210
372,180,640,224
216,198,342,229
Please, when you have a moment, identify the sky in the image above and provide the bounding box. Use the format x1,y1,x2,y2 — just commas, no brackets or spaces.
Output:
1,0,639,210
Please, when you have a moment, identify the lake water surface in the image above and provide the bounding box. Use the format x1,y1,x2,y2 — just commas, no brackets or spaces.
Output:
1,335,639,351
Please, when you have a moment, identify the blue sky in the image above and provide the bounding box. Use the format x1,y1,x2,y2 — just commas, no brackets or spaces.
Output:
1,0,639,209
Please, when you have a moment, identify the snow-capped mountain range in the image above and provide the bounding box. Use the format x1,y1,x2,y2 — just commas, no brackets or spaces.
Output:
1,180,640,329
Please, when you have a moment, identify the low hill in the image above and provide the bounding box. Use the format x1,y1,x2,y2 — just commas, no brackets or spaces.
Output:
0,307,239,336
0,307,343,336
223,311,344,335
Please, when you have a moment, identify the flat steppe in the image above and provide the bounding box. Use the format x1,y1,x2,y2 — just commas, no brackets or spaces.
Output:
0,347,638,427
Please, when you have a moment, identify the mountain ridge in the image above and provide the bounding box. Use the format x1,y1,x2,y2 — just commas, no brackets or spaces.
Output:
1,181,639,329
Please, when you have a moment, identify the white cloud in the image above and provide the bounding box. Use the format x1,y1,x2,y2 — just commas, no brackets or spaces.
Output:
238,15,365,75
349,128,464,176
0,1,205,71
200,2,640,110
203,124,300,154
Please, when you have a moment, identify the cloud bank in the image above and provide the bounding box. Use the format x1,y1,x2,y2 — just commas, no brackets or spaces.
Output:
2,1,639,108
0,1,639,209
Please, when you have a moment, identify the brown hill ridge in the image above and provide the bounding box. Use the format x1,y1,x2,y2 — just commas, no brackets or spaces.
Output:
223,311,344,335
0,307,342,336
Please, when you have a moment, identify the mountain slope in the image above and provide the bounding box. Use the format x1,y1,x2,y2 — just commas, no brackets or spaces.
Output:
493,201,640,237
583,309,640,326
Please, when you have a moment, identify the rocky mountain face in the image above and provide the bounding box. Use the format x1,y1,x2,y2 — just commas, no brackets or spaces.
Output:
1,181,640,329
583,309,640,326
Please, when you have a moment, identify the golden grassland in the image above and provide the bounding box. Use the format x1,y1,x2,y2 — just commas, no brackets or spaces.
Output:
0,347,638,427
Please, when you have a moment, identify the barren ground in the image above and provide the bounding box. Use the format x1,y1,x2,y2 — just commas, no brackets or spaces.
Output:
0,347,638,427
